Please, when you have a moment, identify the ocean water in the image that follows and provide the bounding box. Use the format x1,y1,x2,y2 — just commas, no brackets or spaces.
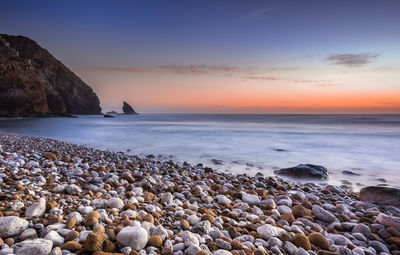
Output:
1,114,399,189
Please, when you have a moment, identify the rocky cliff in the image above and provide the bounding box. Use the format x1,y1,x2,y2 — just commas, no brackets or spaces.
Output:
0,34,101,117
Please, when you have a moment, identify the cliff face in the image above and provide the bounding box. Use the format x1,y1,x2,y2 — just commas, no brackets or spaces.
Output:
0,34,101,116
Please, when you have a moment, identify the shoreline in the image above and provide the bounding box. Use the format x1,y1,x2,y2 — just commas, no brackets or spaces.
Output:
0,133,399,255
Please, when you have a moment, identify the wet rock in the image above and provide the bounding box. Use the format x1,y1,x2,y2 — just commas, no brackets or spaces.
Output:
359,186,400,206
342,170,360,176
274,164,328,179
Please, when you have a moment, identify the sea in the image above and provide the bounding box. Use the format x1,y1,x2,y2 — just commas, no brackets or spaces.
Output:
1,114,399,190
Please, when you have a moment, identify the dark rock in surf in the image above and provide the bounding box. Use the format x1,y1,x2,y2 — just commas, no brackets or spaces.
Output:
342,170,360,176
211,159,224,165
0,34,101,117
274,164,328,179
359,186,400,206
122,101,138,115
104,114,114,118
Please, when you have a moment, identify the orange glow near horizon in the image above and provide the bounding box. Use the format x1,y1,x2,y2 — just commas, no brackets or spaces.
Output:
75,67,400,114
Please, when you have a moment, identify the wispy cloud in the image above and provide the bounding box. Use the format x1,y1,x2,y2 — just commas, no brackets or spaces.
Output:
85,67,147,73
327,53,380,67
79,64,337,87
151,64,243,74
241,8,271,20
294,79,338,87
244,76,280,81
79,64,258,75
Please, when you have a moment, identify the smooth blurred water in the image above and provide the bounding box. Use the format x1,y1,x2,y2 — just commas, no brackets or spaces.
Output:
1,114,399,189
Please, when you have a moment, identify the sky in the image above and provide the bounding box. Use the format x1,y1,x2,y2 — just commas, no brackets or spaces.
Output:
1,0,399,113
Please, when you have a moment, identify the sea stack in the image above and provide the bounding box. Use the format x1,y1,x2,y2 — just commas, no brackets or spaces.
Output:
0,34,102,117
122,101,138,115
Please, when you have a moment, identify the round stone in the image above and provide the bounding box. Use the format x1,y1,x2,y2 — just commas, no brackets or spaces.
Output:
44,230,65,246
0,216,29,238
13,238,53,255
308,232,330,250
148,235,163,248
25,197,46,218
116,226,149,251
107,197,124,210
294,233,311,250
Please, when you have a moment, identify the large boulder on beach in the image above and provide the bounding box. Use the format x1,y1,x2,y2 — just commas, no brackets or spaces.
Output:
0,34,101,117
359,186,400,206
116,226,148,250
12,238,53,255
122,101,138,115
274,164,328,179
0,216,29,238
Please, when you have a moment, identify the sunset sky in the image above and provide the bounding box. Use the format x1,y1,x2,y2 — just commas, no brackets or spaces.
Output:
1,0,399,113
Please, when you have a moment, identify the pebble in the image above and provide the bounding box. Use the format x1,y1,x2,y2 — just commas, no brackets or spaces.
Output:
308,232,330,250
294,233,311,250
0,216,29,238
107,197,124,210
44,230,65,246
0,133,398,255
25,197,47,218
312,205,338,223
116,226,149,251
148,235,163,248
257,224,286,240
12,238,53,255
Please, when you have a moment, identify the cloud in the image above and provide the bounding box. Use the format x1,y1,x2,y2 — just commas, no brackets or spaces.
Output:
79,67,147,73
79,64,259,75
79,64,337,87
244,76,281,81
327,53,380,67
151,64,243,74
241,8,271,19
294,79,338,87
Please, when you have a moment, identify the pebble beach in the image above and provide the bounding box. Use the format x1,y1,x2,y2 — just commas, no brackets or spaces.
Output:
1,132,400,255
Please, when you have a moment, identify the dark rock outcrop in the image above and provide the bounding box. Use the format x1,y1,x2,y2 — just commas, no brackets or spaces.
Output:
122,101,137,115
274,164,328,179
359,186,400,206
0,34,101,117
